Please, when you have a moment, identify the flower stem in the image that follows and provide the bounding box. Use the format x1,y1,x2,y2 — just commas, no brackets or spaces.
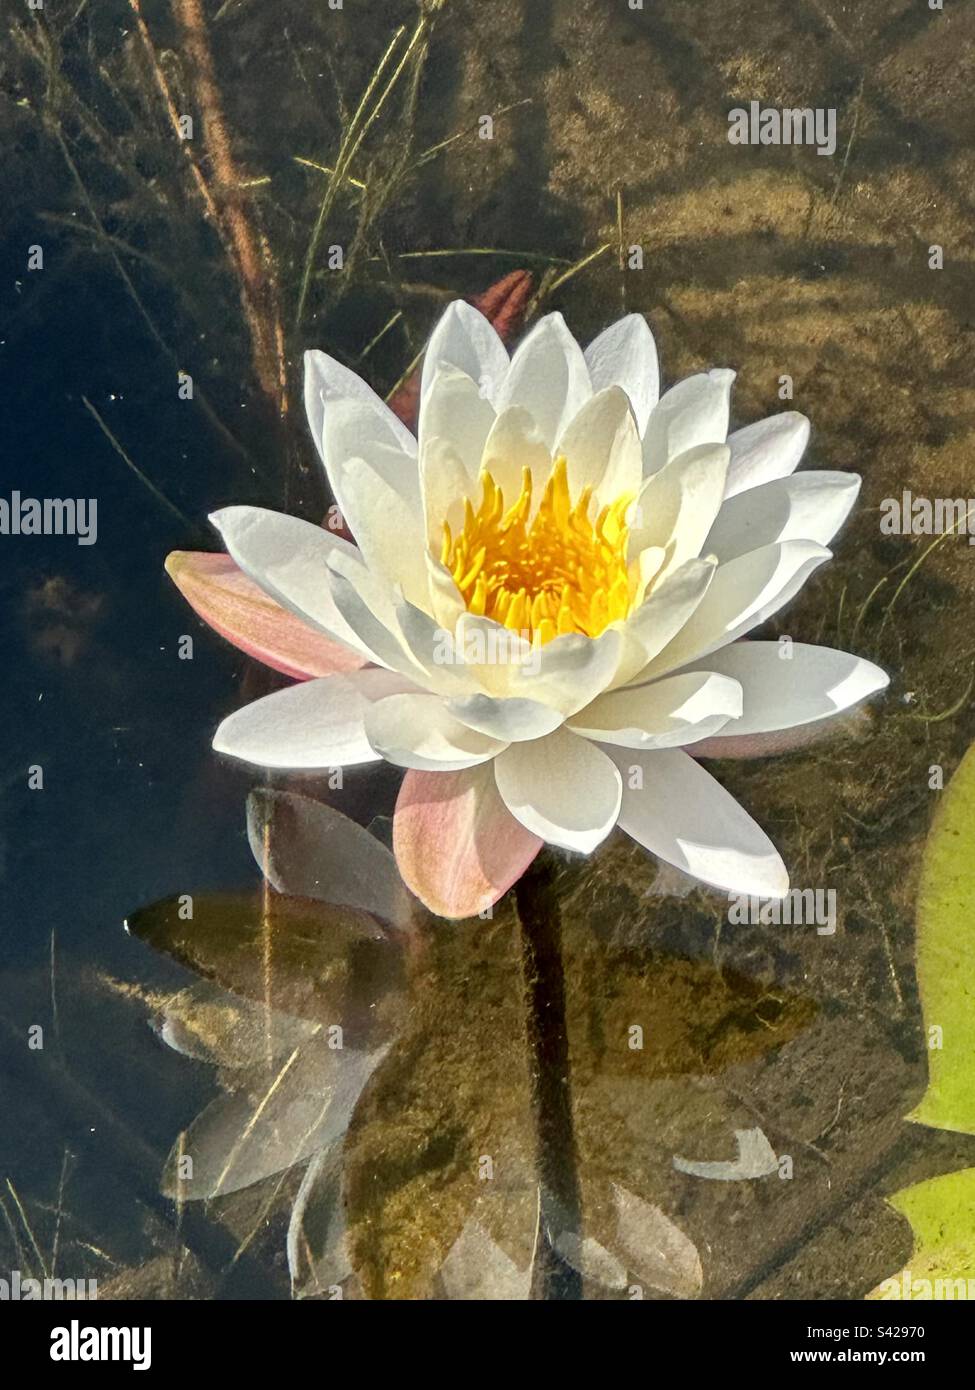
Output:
514,855,583,1299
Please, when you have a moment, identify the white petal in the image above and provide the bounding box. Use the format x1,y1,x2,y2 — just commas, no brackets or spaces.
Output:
321,398,420,526
446,693,564,742
494,729,622,852
332,453,429,607
513,629,622,715
494,313,592,451
364,693,508,770
646,540,831,677
704,471,860,561
680,641,889,738
584,314,660,434
609,747,789,897
479,405,553,504
418,365,497,478
629,443,730,576
569,671,742,748
419,436,477,552
724,412,810,499
303,349,416,463
323,549,417,674
611,557,716,688
212,669,416,769
420,300,510,407
555,387,643,505
209,505,367,656
642,369,735,475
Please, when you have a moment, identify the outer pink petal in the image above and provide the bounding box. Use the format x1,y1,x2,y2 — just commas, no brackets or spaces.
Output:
393,764,542,919
165,551,366,681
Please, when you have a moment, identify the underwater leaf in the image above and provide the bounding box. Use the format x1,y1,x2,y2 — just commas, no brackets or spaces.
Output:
165,551,365,680
673,1127,778,1181
153,979,319,1069
247,788,414,932
127,890,406,1046
162,1038,387,1200
612,1185,703,1298
866,1168,975,1299
287,1143,354,1298
908,740,975,1135
439,1220,533,1300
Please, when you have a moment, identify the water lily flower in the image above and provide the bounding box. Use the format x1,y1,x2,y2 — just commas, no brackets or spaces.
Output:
167,302,888,918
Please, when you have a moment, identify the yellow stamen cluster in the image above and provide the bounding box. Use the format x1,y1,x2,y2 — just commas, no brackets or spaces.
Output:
441,456,635,644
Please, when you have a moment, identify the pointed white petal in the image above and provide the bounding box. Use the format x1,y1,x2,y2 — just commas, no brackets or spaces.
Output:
365,693,508,770
642,369,735,475
420,300,509,407
513,629,622,715
569,671,742,748
646,540,831,677
555,386,643,505
303,349,416,463
418,365,497,477
680,641,889,738
724,412,809,499
494,313,592,451
212,669,416,769
323,549,417,675
479,405,553,504
705,471,860,561
321,398,420,528
584,314,660,434
446,693,565,743
610,747,789,897
494,728,622,852
332,454,429,607
630,443,730,576
209,505,367,657
611,557,716,688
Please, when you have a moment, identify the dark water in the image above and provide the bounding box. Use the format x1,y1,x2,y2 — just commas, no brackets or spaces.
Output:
3,0,975,1303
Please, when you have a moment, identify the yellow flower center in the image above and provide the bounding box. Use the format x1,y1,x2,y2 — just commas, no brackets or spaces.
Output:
441,456,635,644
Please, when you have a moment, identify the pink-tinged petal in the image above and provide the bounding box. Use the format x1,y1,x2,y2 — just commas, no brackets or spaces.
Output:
393,764,542,920
165,551,366,681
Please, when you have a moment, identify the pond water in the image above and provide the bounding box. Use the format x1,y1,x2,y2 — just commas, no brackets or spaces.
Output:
2,0,975,1301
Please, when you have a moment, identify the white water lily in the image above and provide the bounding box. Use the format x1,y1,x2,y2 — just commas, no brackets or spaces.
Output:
170,302,888,917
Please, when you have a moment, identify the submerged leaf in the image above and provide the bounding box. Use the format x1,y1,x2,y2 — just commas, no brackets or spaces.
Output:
153,979,318,1068
908,740,975,1135
127,890,406,1046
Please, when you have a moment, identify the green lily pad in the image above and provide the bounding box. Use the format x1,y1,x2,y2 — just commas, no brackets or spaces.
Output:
909,741,975,1135
867,1168,975,1299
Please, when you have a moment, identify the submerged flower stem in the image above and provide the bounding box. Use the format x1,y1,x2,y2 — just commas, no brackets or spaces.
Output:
514,855,583,1300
